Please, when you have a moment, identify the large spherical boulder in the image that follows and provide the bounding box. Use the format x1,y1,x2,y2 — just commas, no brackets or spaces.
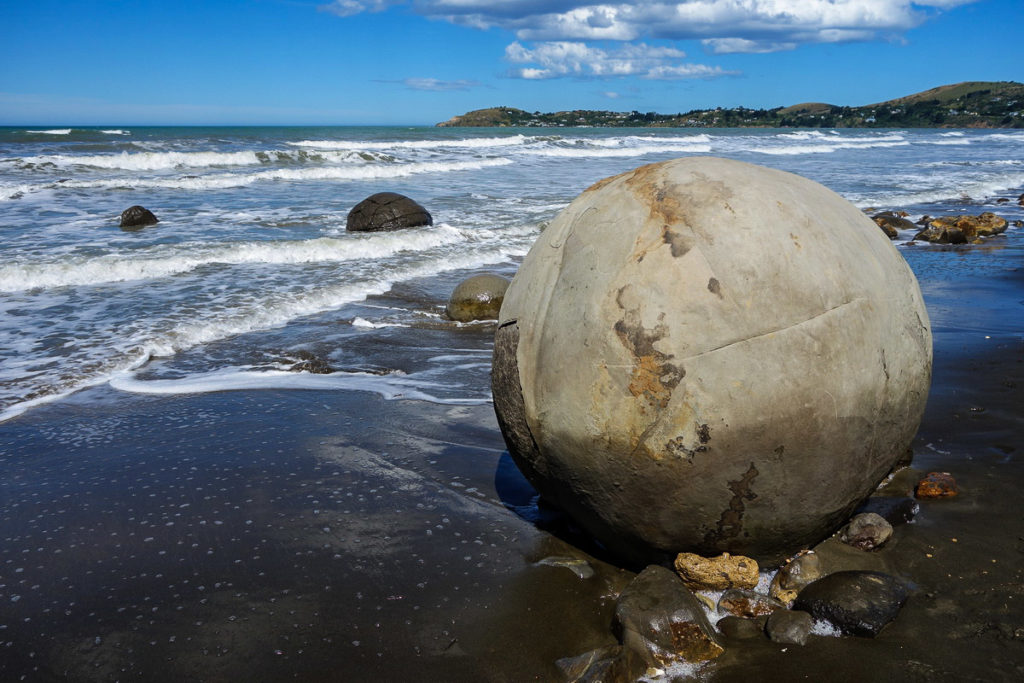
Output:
446,273,510,322
346,192,432,232
492,157,931,565
120,205,158,230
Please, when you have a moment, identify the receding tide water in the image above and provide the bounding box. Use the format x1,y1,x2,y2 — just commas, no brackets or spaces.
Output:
1,125,1023,681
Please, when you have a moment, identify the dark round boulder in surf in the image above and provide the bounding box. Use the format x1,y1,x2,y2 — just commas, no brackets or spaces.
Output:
119,205,159,230
346,192,432,232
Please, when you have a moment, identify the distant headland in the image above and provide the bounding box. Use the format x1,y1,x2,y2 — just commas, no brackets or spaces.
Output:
436,81,1024,129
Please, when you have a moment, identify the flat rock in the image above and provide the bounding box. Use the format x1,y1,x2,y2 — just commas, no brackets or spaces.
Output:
346,192,432,232
674,552,759,591
614,565,724,666
793,570,909,637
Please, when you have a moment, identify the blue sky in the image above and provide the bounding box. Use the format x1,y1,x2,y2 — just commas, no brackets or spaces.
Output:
1,0,1020,125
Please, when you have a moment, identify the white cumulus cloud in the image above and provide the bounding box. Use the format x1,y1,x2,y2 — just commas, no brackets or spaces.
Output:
403,1,977,51
504,40,731,79
322,1,978,78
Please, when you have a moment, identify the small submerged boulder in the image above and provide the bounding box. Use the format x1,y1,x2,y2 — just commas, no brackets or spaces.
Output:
445,273,510,322
915,471,959,499
120,205,158,230
288,350,333,374
793,570,908,637
674,552,759,591
346,192,432,232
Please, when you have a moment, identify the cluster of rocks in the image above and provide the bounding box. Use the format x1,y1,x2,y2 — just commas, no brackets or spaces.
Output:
869,202,1018,244
558,468,958,682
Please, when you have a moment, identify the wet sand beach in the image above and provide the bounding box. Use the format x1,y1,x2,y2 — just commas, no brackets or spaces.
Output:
2,237,1022,682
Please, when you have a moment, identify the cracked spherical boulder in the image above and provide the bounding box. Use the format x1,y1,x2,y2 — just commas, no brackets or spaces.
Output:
492,157,932,565
346,192,432,232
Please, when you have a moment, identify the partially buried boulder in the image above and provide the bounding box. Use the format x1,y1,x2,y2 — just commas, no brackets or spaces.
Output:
445,273,510,322
346,192,432,232
914,212,1008,243
492,157,932,565
120,205,158,230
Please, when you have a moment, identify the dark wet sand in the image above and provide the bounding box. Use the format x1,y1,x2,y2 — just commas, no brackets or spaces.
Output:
1,239,1022,682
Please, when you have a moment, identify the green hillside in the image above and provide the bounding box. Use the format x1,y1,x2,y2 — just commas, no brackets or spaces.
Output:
436,81,1024,129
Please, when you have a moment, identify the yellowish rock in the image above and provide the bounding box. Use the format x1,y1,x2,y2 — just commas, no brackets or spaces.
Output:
674,552,759,590
769,551,823,606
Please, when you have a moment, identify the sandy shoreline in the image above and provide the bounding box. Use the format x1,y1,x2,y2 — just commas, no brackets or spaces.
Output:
1,236,1022,681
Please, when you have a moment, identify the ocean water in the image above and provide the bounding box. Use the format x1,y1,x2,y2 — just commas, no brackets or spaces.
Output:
1,125,1022,422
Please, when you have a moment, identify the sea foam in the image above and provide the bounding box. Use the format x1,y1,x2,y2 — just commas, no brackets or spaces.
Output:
0,225,468,292
46,158,514,192
9,149,376,171
289,134,528,150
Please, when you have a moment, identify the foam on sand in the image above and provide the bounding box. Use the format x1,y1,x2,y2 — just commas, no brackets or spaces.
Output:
110,367,489,405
